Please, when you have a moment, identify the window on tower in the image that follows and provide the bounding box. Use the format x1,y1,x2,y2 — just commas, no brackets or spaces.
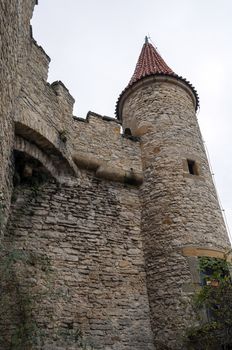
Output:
187,159,199,175
124,128,132,136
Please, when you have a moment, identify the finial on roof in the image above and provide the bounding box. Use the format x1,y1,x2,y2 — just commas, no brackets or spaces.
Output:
145,36,149,44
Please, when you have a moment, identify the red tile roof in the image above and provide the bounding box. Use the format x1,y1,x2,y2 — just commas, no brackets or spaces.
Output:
129,38,174,85
116,38,199,119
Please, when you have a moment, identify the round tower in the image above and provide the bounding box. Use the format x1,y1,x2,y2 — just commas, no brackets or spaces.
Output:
116,37,231,349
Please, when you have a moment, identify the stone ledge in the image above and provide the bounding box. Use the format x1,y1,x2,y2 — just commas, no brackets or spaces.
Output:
182,246,232,262
51,81,75,105
73,153,143,186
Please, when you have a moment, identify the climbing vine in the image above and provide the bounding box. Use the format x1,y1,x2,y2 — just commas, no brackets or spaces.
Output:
0,245,94,349
0,182,94,349
0,246,48,349
185,256,232,350
0,191,6,230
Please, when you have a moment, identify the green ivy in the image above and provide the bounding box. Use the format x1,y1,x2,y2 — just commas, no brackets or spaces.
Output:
185,257,232,349
0,246,94,349
0,246,53,348
0,198,6,229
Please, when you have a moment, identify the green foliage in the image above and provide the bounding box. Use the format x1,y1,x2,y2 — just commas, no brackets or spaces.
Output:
0,246,94,349
0,248,28,276
0,246,52,349
185,257,232,349
0,181,93,349
0,202,4,228
57,327,94,349
0,192,6,229
59,130,67,143
199,256,230,281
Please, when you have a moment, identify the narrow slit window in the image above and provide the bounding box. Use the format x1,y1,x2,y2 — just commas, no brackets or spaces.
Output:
187,159,198,175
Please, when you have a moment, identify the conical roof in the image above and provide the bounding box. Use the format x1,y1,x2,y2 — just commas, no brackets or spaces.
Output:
129,37,173,85
116,37,199,119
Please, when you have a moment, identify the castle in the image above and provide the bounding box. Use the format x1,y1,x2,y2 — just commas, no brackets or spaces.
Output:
0,1,231,349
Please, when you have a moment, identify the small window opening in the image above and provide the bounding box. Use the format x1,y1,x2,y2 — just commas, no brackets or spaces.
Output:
187,159,198,175
124,128,132,136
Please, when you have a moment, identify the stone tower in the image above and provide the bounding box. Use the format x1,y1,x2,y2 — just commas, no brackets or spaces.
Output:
1,1,232,347
117,37,231,349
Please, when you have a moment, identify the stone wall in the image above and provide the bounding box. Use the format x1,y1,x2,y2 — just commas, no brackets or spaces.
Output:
15,37,143,180
1,2,231,349
1,173,154,350
120,76,231,349
72,113,142,180
13,36,143,183
0,6,149,346
15,40,78,176
0,0,36,235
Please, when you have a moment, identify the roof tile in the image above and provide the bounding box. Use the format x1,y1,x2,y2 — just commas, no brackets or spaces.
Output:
129,40,173,85
115,38,199,118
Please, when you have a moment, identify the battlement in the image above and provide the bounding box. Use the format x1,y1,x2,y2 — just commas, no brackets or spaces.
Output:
82,111,121,124
16,32,143,186
72,111,142,179
30,39,51,82
51,80,75,115
1,3,231,350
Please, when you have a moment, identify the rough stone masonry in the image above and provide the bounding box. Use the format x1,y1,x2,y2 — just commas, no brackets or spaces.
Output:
0,1,231,349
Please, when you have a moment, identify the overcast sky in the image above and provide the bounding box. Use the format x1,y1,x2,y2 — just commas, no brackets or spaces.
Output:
32,0,232,238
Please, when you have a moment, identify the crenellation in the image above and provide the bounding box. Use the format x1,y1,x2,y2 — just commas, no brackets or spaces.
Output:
0,2,231,349
72,111,142,176
0,0,39,236
51,80,75,116
32,38,51,62
31,39,51,82
86,111,121,124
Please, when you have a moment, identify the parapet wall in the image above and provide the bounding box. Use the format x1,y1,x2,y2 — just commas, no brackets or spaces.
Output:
0,5,148,349
14,37,142,183
0,0,37,235
72,112,142,183
16,39,77,174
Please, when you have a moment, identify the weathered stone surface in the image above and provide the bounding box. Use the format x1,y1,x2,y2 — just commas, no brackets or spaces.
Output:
0,0,37,235
1,176,154,350
0,2,231,350
121,77,231,349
